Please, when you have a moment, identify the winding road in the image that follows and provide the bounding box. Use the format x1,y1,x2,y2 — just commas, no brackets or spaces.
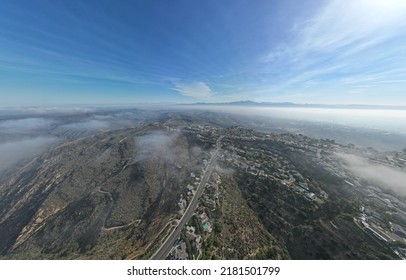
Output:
97,186,140,232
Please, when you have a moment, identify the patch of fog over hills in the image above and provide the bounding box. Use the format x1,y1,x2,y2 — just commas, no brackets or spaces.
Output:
134,132,171,162
0,117,59,175
57,119,110,130
0,107,179,177
0,118,53,134
335,152,406,196
0,137,58,173
0,108,160,177
133,131,187,165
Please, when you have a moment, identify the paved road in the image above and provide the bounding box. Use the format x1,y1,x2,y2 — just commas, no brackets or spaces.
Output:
151,136,222,260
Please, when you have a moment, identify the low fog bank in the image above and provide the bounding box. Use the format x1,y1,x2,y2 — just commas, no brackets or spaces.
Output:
0,108,161,176
133,131,178,164
182,106,406,151
0,108,162,138
190,106,406,134
335,153,406,196
0,118,53,135
58,119,110,130
0,107,97,117
0,137,58,174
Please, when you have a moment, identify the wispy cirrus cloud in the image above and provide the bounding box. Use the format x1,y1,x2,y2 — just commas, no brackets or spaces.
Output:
173,81,214,99
296,0,406,53
264,0,406,62
259,0,406,104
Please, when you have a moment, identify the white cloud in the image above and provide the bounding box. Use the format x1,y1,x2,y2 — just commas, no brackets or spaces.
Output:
297,0,406,54
173,82,214,99
258,0,406,103
263,0,406,65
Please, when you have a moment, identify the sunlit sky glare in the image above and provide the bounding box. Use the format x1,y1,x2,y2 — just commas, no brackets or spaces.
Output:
1,0,406,106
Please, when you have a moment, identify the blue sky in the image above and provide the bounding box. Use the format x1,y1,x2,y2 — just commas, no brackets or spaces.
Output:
1,0,406,106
